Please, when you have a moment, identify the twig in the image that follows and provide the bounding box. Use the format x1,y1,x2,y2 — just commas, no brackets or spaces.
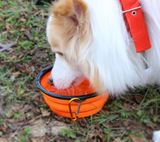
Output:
28,114,42,123
14,136,21,142
11,126,21,138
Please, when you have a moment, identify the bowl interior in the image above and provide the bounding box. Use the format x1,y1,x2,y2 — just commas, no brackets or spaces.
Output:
40,71,96,96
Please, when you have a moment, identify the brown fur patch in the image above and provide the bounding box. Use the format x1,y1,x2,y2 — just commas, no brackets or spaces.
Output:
50,0,87,18
47,0,90,52
51,0,73,17
47,0,104,94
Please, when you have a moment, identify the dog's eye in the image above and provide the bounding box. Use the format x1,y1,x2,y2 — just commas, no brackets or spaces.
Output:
57,52,63,56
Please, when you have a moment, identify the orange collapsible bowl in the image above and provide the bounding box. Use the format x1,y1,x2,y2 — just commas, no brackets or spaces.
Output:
36,65,109,119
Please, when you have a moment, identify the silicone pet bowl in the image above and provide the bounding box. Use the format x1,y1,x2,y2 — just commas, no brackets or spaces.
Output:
36,65,109,120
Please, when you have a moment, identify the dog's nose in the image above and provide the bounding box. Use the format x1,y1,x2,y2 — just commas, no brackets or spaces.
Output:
48,78,54,86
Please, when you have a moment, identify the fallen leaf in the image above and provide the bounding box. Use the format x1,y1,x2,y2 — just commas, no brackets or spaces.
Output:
24,12,28,18
113,138,121,142
41,109,51,117
6,115,27,123
1,126,7,133
90,131,103,142
0,43,13,52
32,108,41,114
0,17,3,22
31,138,39,142
21,25,27,28
33,5,38,10
21,105,32,113
12,63,29,72
12,121,31,129
35,27,41,34
130,134,147,142
104,123,119,128
24,31,34,40
0,133,13,141
31,137,47,142
11,105,22,113
146,129,153,140
135,95,144,104
9,72,20,81
20,17,27,22
54,114,65,122
4,110,13,118
30,94,40,101
78,119,88,127
41,13,48,16
123,120,130,126
5,23,13,31
20,28,27,32
123,103,131,108
39,97,46,104
34,10,42,16
146,122,156,130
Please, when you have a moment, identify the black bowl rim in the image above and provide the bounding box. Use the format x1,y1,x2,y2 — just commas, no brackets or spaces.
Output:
36,64,98,100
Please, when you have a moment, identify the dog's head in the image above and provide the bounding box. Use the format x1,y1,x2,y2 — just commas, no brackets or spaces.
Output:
46,0,104,93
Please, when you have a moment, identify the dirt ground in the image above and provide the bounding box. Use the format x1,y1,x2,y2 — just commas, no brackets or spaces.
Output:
0,0,160,142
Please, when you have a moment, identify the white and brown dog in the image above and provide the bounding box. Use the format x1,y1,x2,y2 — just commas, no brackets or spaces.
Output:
46,0,160,141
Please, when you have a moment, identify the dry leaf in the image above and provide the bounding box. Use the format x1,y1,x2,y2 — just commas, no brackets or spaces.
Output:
0,133,13,141
6,115,27,123
135,96,144,104
33,5,38,10
30,94,40,101
20,17,27,22
21,105,32,113
20,28,27,32
39,97,46,104
12,63,29,72
32,108,41,114
0,17,3,22
31,137,47,142
104,123,119,128
11,105,23,113
24,12,28,18
41,13,49,16
130,134,147,142
24,31,34,40
41,109,51,117
6,23,13,31
90,131,103,142
31,138,39,142
123,119,130,126
123,103,131,108
113,138,121,142
1,126,7,133
9,72,20,80
0,43,13,52
34,10,42,16
146,122,156,130
21,25,27,28
78,119,88,127
18,115,27,122
35,27,41,34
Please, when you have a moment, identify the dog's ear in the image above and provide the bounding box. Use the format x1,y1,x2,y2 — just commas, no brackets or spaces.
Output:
51,0,87,26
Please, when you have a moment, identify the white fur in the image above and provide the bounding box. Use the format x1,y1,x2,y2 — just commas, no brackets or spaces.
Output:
47,0,160,95
153,130,160,142
82,0,146,95
51,54,85,90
